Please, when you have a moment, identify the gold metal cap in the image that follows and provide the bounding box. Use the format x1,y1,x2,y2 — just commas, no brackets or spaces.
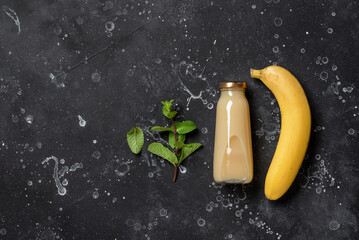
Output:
219,81,247,89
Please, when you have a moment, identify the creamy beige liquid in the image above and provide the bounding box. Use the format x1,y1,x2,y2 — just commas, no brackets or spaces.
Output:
213,89,253,184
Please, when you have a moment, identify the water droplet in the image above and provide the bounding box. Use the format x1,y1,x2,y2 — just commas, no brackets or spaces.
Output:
40,229,55,240
12,115,19,123
272,46,279,53
251,4,256,9
300,48,305,53
179,165,187,174
329,220,340,230
206,203,213,212
91,72,101,82
235,210,242,217
92,190,99,199
27,180,33,186
62,179,68,186
274,18,283,27
127,69,134,76
148,172,154,178
331,12,336,16
207,103,214,109
78,115,86,127
274,34,279,39
25,115,33,124
134,223,141,231
105,1,113,9
76,17,84,25
92,151,101,159
105,21,115,31
348,128,355,135
322,57,329,64
332,65,337,71
159,208,167,216
54,26,62,36
320,71,328,81
115,163,130,177
106,31,113,38
316,187,322,194
201,127,208,134
327,28,333,34
197,218,206,227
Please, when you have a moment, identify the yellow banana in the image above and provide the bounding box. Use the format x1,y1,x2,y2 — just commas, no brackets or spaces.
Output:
250,66,311,200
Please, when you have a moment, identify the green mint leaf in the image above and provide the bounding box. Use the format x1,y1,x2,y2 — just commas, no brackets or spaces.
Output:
169,132,186,148
150,126,173,132
167,111,177,119
126,126,144,154
161,100,173,110
174,141,185,150
161,100,177,119
148,142,178,166
178,143,202,164
174,121,197,134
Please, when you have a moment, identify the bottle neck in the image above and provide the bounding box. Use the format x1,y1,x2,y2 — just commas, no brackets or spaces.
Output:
220,89,245,96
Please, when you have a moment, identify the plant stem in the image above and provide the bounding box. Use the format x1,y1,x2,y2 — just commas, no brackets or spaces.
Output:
171,117,178,156
170,117,178,182
173,164,178,182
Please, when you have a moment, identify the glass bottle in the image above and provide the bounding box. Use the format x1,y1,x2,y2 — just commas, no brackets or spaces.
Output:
213,82,253,184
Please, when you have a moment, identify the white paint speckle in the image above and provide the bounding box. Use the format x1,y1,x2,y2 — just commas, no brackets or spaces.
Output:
3,6,20,34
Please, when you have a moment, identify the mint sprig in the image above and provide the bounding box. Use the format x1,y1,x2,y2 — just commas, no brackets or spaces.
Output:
127,100,202,182
149,100,202,182
126,126,144,154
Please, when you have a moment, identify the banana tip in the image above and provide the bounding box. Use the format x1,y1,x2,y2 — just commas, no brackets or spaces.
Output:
250,68,261,79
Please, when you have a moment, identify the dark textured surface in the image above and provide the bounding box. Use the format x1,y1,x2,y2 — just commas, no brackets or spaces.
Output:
1,0,358,239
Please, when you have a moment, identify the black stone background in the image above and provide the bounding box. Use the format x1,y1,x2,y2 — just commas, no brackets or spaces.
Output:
0,0,358,239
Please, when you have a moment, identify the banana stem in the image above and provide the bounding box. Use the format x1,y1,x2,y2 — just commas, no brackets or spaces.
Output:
250,68,262,79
